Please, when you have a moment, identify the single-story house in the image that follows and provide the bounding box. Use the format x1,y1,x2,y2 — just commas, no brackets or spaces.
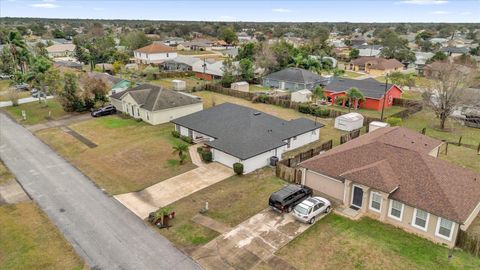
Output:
46,43,76,58
134,43,177,65
324,77,402,111
53,60,83,71
172,103,324,173
177,39,214,51
298,127,480,248
191,59,238,81
162,37,185,46
349,57,404,76
160,55,202,71
353,44,383,57
441,46,470,57
263,68,327,91
110,84,203,125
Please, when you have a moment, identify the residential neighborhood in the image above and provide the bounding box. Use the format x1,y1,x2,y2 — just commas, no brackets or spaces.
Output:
1,1,480,270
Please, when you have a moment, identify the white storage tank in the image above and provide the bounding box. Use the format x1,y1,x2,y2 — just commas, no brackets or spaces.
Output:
172,79,186,91
369,121,390,133
334,112,364,131
231,81,249,92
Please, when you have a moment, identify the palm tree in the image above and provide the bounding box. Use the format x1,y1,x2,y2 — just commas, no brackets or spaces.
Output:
312,85,325,104
16,48,31,74
6,31,27,72
172,143,189,164
346,87,365,112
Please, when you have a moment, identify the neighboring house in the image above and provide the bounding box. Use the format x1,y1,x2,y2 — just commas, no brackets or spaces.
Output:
162,37,185,46
222,48,239,58
191,59,237,80
172,103,323,173
323,77,402,111
430,38,449,46
414,52,434,75
53,60,83,71
110,84,203,125
111,80,132,95
353,44,383,57
134,43,177,64
298,127,480,248
441,46,470,57
177,39,214,51
349,57,404,76
263,68,327,91
237,32,252,43
160,55,202,71
46,43,76,58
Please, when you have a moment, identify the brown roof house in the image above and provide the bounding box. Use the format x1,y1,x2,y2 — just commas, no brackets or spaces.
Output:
297,127,480,247
110,84,203,125
134,43,177,64
349,56,404,76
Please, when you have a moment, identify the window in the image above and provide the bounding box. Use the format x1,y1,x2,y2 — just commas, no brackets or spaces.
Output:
167,53,169,57
369,192,382,212
436,218,454,240
287,139,291,148
311,130,316,135
137,108,140,116
412,209,429,231
388,200,404,221
293,136,297,141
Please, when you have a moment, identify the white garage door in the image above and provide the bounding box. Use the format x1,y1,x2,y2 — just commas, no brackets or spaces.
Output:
305,170,344,201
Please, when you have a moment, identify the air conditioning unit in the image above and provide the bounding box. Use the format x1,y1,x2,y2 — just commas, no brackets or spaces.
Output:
270,156,279,166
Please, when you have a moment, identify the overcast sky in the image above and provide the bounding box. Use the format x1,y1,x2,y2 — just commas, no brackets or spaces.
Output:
1,0,479,23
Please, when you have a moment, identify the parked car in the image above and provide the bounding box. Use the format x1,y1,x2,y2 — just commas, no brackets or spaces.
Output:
31,91,45,98
292,196,331,224
15,83,29,91
91,105,117,117
268,184,313,213
0,74,12,80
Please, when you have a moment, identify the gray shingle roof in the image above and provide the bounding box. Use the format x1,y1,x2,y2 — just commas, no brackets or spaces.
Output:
325,77,397,100
171,103,324,160
264,68,326,84
441,47,469,54
110,84,202,111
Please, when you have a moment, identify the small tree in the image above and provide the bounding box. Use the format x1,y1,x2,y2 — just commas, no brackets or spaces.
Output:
386,117,402,126
221,57,236,87
312,85,325,103
7,87,19,106
238,58,254,81
346,87,365,112
233,163,244,175
59,72,83,112
172,143,189,164
349,48,360,60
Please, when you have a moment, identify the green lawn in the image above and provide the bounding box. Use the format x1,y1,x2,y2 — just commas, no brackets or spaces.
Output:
0,80,30,102
177,50,218,55
402,90,423,100
3,98,68,126
343,71,364,78
0,202,84,270
36,116,196,195
277,214,480,270
150,76,206,91
157,168,286,249
401,109,480,147
439,144,480,173
250,84,270,92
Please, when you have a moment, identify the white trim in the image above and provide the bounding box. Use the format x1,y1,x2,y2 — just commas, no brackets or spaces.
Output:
388,199,404,221
411,208,430,232
350,184,363,208
369,191,382,213
435,217,455,241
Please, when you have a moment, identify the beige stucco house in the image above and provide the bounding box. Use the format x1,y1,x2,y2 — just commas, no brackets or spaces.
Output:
349,56,404,76
298,127,480,248
110,84,203,125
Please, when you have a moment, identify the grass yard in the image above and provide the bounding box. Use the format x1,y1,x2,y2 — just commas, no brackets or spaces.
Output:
157,168,285,249
439,144,480,173
177,50,219,56
342,71,364,78
0,80,30,102
250,84,270,92
150,76,206,91
36,116,196,195
317,104,406,119
401,109,480,147
402,90,423,100
277,214,480,270
0,202,84,270
194,91,346,144
0,160,14,185
3,98,68,126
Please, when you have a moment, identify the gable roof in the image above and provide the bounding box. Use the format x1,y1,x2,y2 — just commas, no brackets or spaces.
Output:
171,103,324,160
87,72,122,85
350,57,404,70
264,68,326,84
324,77,398,99
46,43,75,53
135,43,175,54
110,84,202,112
300,127,480,224
162,55,202,67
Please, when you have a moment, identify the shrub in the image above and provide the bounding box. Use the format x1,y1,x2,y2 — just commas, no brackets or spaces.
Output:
386,117,403,126
197,147,204,154
171,131,180,138
298,104,313,114
180,135,193,144
233,162,244,175
253,93,268,103
201,150,212,162
314,108,330,117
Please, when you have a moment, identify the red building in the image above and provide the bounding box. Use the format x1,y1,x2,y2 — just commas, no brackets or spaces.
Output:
323,78,402,111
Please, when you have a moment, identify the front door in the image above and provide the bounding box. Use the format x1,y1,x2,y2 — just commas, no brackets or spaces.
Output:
351,186,363,209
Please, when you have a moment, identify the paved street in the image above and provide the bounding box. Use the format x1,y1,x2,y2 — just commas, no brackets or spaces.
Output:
0,95,54,108
0,112,202,270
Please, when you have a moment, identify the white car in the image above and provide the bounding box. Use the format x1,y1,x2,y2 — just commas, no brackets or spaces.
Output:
292,196,331,224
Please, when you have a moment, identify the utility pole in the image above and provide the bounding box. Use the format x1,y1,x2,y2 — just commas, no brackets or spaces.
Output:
202,57,207,90
380,74,388,121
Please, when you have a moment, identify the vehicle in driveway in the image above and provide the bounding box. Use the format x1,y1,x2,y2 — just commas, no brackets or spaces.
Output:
31,91,46,98
91,105,117,117
292,196,331,224
269,184,313,213
15,83,29,91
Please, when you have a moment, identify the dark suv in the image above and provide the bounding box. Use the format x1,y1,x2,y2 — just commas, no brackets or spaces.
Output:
91,105,117,117
269,184,313,213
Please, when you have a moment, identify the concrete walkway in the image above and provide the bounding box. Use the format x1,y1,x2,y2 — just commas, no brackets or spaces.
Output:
192,214,232,234
27,113,92,132
0,179,30,204
0,96,54,108
191,209,317,270
115,145,234,219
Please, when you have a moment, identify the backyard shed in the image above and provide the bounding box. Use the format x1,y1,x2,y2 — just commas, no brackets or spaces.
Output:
334,112,364,131
172,80,186,91
231,81,249,92
369,121,390,132
291,89,312,103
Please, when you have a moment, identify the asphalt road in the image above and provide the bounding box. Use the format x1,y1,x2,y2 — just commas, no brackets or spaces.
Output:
0,113,202,270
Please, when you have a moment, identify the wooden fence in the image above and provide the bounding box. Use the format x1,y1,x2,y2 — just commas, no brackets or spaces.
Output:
151,71,195,79
456,230,480,257
340,129,361,144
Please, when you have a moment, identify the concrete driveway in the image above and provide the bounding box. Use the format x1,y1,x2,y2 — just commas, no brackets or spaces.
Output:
115,150,234,219
192,208,322,270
